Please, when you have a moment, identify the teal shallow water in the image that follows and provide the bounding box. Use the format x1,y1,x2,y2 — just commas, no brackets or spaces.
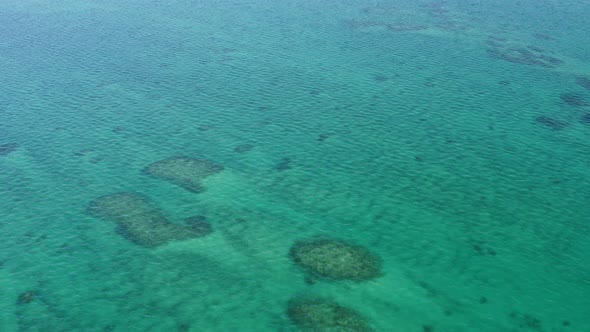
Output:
1,0,589,331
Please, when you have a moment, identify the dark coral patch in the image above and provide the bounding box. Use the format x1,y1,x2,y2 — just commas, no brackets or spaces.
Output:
287,297,373,332
318,133,331,142
509,311,543,331
74,148,94,156
0,142,19,156
374,75,388,82
342,19,383,30
560,93,587,107
486,37,563,68
576,76,590,90
386,23,427,32
275,157,292,171
198,125,214,131
580,113,590,124
88,193,207,247
17,291,37,304
234,144,254,153
535,116,567,131
184,215,213,237
533,32,554,41
489,47,562,67
471,240,497,256
144,156,224,193
290,238,382,281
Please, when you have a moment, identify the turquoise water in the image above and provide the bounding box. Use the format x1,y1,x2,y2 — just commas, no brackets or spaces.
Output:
1,0,589,331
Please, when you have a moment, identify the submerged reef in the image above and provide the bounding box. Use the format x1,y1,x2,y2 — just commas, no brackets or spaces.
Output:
17,291,38,304
533,32,554,41
233,144,254,153
0,142,19,156
143,156,224,193
290,238,382,281
287,297,373,332
87,192,210,247
275,157,293,171
184,215,213,237
576,76,590,90
535,116,567,131
509,311,543,331
470,240,497,256
318,133,331,142
580,113,590,124
341,19,426,33
373,75,388,82
486,37,563,68
560,93,587,107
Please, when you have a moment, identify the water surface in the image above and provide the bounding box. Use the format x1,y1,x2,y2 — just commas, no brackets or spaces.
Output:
1,0,589,331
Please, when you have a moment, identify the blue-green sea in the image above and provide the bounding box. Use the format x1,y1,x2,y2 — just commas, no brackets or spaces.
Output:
1,0,589,331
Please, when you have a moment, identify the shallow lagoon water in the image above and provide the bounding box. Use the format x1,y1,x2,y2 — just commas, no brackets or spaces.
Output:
1,0,589,331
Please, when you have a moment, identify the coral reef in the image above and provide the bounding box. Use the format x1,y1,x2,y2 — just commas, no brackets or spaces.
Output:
423,325,434,332
0,142,19,156
373,75,388,82
580,113,590,124
560,93,587,107
17,291,37,304
318,133,331,142
576,76,590,90
233,144,254,153
144,156,224,193
275,157,293,171
184,215,213,237
287,297,373,332
290,238,382,281
385,23,427,33
486,37,563,68
198,125,214,131
509,311,543,331
74,148,94,156
487,47,562,67
535,116,567,131
87,192,209,247
470,240,497,256
533,32,554,41
341,19,426,33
